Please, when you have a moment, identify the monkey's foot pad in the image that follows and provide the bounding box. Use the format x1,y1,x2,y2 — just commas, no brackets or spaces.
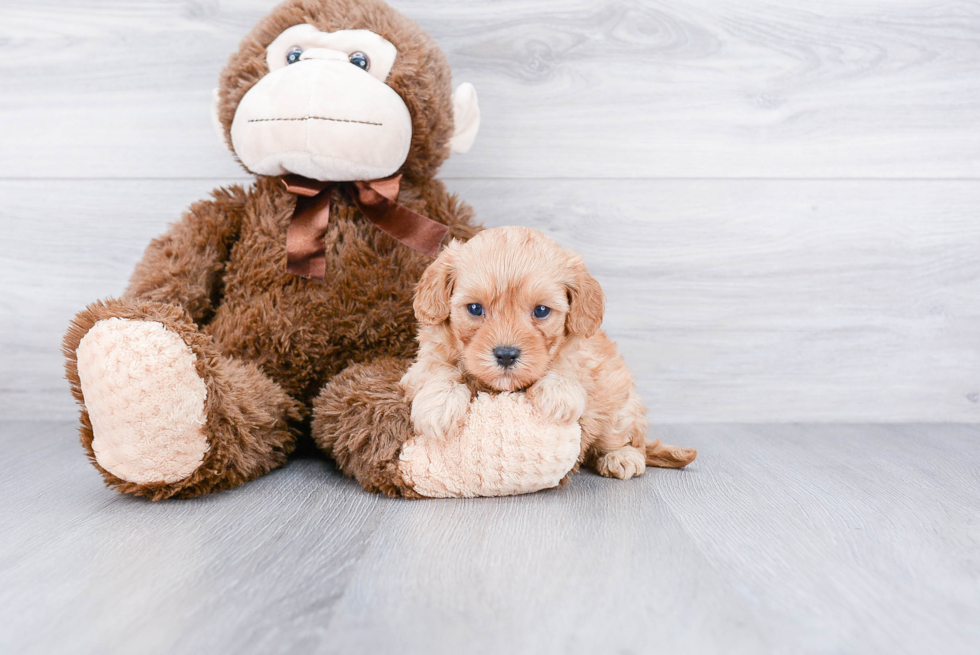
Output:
398,392,581,498
76,318,209,484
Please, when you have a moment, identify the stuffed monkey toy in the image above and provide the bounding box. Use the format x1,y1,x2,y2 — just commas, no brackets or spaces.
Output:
64,0,484,500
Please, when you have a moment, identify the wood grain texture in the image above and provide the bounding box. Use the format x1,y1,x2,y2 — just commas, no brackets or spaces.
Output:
1,0,979,179
5,178,980,422
1,421,977,654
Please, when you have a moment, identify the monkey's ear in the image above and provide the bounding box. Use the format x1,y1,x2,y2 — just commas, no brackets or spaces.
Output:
566,254,605,338
211,88,234,153
414,240,461,325
449,83,480,155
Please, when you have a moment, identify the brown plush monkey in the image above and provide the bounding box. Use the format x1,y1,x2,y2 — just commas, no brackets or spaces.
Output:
63,0,482,500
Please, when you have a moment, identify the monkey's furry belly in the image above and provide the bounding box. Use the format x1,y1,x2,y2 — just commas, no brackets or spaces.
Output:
203,263,424,401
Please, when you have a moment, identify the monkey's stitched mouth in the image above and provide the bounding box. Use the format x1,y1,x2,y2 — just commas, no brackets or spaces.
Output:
248,116,383,127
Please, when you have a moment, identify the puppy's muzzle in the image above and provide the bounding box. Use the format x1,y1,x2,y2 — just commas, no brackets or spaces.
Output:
493,346,520,369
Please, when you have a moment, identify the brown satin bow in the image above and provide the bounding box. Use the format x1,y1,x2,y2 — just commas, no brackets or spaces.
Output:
282,174,450,280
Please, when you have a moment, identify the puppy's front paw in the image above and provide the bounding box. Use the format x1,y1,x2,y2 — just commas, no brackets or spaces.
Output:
410,383,471,440
595,447,646,480
528,374,587,425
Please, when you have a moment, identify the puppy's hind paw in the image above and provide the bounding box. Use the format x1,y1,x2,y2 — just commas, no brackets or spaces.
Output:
595,447,646,480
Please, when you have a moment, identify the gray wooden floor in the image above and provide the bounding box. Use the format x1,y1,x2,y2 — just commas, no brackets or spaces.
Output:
1,421,977,655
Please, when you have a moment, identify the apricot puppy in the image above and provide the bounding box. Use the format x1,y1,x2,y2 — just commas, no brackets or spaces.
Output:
400,226,696,480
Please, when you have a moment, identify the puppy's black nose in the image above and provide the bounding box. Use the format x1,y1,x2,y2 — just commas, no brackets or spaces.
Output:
493,346,521,369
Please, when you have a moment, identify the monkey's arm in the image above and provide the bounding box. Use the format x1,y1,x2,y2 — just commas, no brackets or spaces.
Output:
123,185,247,323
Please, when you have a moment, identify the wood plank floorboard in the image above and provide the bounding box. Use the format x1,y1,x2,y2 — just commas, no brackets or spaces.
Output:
5,178,980,423
2,1,979,179
1,421,977,654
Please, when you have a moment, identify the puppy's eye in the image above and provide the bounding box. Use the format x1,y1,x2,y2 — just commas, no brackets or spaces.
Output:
466,303,484,317
286,47,304,65
349,51,370,71
533,305,551,319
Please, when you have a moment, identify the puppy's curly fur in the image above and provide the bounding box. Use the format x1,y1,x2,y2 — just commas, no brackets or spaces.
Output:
400,226,697,480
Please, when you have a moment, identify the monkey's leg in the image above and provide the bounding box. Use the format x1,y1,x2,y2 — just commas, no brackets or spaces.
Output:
311,357,423,498
64,298,303,500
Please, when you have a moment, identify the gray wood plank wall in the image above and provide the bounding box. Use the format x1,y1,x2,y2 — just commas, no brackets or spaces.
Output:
1,0,979,422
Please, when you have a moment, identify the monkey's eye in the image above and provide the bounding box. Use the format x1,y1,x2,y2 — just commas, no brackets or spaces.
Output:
349,51,370,71
533,306,552,319
286,47,304,65
466,303,484,317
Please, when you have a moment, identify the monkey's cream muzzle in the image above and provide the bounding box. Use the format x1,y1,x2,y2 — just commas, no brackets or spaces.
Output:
231,25,412,182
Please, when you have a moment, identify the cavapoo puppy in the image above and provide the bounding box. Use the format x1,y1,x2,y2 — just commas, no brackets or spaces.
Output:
400,226,696,480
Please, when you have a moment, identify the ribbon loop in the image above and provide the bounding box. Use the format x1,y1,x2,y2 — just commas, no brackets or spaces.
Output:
363,175,402,203
282,174,332,198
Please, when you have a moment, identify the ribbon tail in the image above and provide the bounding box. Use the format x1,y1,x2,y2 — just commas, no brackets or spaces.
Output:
352,180,449,258
286,186,333,280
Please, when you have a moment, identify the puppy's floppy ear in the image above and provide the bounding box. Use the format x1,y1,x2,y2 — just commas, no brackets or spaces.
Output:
566,254,605,338
414,240,461,325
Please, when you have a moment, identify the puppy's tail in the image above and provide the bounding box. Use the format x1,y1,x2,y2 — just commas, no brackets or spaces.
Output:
645,439,697,469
